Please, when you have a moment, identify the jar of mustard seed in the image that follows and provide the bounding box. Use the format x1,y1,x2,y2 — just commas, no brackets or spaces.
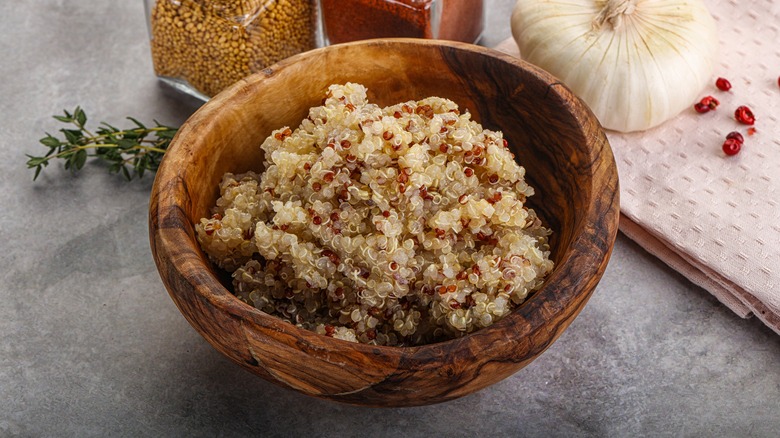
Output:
318,0,484,46
145,0,321,100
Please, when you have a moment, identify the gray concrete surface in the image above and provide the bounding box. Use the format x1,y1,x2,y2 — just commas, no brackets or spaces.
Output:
1,0,779,436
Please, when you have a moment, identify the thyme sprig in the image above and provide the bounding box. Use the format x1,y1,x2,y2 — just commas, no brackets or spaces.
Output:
27,107,178,181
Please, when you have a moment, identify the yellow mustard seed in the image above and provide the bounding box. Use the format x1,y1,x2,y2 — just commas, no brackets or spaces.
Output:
149,0,317,97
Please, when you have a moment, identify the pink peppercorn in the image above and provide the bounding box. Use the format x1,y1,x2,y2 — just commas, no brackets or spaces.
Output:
726,131,744,143
715,77,732,91
722,138,741,156
734,105,755,125
693,96,719,113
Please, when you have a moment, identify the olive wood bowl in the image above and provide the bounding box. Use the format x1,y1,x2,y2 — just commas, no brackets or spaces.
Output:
149,39,619,407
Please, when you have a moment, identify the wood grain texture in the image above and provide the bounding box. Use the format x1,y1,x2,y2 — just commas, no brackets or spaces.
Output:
148,39,620,407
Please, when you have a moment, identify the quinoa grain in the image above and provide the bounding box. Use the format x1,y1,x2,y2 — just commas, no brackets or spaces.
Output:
196,83,554,346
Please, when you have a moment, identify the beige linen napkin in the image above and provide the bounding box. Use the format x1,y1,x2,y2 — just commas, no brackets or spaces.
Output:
494,0,780,334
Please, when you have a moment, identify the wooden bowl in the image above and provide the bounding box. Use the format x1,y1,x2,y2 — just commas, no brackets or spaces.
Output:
149,39,619,407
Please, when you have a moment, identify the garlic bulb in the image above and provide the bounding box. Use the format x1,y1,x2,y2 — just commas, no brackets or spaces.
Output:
511,0,718,132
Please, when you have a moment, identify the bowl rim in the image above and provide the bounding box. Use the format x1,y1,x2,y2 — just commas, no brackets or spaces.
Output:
150,38,619,376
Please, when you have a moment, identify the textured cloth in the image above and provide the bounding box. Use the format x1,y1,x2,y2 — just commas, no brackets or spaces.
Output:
494,0,780,334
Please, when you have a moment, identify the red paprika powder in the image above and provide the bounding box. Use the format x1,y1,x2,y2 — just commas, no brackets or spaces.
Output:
320,0,484,45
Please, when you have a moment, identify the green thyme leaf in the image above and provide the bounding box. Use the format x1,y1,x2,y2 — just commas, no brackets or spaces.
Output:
74,107,87,127
62,129,83,144
40,135,61,147
73,149,88,170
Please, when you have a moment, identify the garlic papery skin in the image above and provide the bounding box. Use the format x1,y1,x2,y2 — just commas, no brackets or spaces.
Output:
511,0,718,133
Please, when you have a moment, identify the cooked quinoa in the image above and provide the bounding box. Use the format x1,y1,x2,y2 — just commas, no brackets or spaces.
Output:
196,83,554,346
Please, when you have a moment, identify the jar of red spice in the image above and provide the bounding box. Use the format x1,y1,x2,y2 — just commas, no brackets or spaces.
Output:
318,0,485,45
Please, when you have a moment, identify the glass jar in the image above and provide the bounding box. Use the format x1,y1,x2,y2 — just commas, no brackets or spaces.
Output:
144,0,321,100
318,0,484,46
